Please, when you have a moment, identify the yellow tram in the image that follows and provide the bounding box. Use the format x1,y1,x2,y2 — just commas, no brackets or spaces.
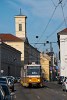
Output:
21,62,44,87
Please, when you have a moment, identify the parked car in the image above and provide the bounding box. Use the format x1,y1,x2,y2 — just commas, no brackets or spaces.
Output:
62,77,67,92
0,77,8,84
8,78,14,92
58,76,64,84
0,85,5,100
1,84,13,100
6,76,15,83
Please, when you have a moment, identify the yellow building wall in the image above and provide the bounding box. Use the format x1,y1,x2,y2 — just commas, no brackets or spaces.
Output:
40,53,50,81
5,41,24,63
5,41,36,66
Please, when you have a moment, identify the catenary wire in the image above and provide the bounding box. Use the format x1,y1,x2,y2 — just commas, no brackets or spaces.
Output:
63,0,67,7
37,17,66,50
34,0,63,47
60,0,67,27
35,0,67,50
50,0,56,7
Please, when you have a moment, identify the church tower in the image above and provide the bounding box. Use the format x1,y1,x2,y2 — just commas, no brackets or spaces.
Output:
15,9,27,40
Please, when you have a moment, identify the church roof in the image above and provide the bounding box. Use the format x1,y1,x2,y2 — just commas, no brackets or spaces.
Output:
0,34,23,42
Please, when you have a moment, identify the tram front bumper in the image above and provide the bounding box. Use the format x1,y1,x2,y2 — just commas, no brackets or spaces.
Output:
28,78,40,83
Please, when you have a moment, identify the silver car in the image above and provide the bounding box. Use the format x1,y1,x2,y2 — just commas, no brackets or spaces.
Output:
8,78,14,92
1,84,12,100
62,77,67,92
0,85,5,100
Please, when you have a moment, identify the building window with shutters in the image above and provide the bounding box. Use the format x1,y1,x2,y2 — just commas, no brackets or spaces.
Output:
19,24,22,31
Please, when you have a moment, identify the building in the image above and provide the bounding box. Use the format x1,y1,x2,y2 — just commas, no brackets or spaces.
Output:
0,12,50,79
57,28,67,77
0,41,21,76
0,12,40,67
40,53,50,80
27,44,40,64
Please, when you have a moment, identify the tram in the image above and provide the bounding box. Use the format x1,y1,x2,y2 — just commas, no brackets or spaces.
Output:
21,62,44,87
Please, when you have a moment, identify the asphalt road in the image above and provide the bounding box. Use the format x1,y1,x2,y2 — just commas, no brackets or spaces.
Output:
13,82,67,100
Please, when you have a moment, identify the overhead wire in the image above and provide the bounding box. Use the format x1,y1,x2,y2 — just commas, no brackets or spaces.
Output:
44,0,67,41
45,18,67,40
63,0,67,7
35,0,67,50
34,0,63,47
60,0,67,27
31,0,67,53
37,17,67,50
50,0,56,7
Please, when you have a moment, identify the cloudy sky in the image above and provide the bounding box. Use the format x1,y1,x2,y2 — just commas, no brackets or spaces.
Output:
0,0,67,53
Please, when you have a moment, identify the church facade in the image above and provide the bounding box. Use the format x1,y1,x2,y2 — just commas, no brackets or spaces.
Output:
0,13,40,67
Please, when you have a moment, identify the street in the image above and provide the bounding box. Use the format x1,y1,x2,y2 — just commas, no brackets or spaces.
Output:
13,82,67,100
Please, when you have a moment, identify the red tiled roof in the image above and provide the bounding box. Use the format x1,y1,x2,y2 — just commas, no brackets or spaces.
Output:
58,28,67,35
0,34,23,42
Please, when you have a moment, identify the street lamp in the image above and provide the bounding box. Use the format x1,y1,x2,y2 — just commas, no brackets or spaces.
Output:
36,36,39,64
36,36,38,39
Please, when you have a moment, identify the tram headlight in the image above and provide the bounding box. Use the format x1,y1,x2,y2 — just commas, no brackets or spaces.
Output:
29,79,31,82
38,79,40,82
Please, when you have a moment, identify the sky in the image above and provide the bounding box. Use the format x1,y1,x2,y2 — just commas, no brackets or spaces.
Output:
0,0,67,54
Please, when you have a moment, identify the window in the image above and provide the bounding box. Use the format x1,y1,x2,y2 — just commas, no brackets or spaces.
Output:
27,66,41,75
19,24,22,31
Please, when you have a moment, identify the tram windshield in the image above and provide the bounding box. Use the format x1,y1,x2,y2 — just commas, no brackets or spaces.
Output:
27,66,41,75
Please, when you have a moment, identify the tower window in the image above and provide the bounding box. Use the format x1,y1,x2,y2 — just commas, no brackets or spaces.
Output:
19,24,22,31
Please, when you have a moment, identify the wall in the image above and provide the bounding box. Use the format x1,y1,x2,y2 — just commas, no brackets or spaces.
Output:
5,41,24,66
40,53,50,80
0,42,21,77
60,34,67,76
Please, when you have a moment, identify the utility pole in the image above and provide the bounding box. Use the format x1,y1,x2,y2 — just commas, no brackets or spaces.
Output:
36,36,39,64
49,42,54,81
50,42,54,66
46,41,54,66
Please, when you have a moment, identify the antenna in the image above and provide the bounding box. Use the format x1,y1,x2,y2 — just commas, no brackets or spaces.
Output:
20,8,22,15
